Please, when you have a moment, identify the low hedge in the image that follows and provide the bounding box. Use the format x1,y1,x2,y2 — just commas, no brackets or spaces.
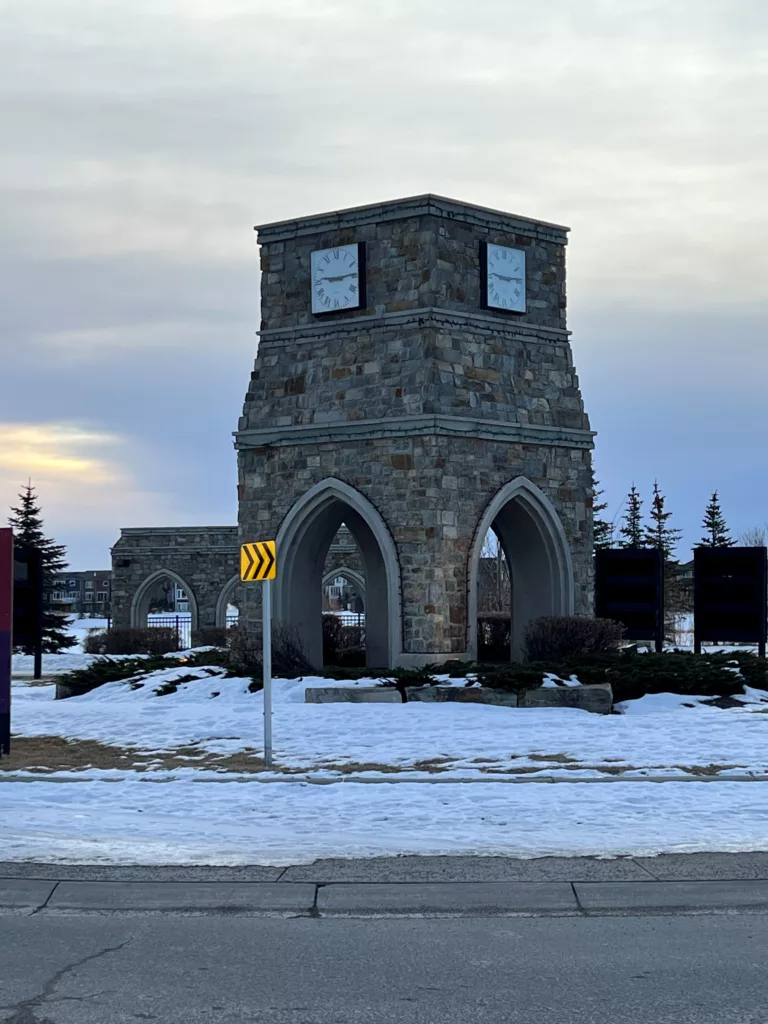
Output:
476,650,768,703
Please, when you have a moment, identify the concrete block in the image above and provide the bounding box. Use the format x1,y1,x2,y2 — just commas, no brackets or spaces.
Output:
304,687,402,704
575,880,768,912
0,879,57,910
406,685,519,706
519,683,612,714
48,881,316,913
317,881,577,915
636,852,768,881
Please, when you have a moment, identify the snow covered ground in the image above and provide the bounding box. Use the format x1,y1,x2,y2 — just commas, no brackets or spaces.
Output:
9,669,768,779
6,632,768,865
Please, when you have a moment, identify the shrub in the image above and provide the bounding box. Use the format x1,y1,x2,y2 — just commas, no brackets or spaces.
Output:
477,614,511,662
83,627,180,656
191,626,229,648
56,655,174,698
322,614,343,664
226,622,315,679
523,616,626,663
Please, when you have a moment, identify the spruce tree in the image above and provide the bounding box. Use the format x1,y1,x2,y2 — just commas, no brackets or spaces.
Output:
8,482,76,653
644,481,683,557
699,491,733,547
592,477,614,549
618,484,644,548
643,481,685,629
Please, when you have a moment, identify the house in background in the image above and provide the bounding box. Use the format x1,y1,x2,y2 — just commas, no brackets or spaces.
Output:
49,570,112,618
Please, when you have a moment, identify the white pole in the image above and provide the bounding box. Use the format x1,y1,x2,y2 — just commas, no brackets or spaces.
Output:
262,579,273,766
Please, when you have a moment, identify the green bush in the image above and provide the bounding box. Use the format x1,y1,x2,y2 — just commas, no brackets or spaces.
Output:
83,627,180,656
474,649,768,704
523,616,626,662
56,655,174,698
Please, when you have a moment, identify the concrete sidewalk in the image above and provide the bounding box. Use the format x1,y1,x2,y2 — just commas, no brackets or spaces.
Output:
4,852,768,917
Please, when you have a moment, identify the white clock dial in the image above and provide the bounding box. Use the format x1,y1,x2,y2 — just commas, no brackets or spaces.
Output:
311,243,362,314
485,243,526,313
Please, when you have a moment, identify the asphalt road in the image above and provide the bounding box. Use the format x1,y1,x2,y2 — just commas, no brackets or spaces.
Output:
2,911,768,1024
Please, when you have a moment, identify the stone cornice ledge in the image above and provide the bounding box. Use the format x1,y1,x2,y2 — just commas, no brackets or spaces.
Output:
258,307,570,343
235,416,595,451
256,194,569,245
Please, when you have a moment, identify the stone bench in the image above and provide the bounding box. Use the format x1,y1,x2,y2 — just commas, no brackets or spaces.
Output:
305,683,613,713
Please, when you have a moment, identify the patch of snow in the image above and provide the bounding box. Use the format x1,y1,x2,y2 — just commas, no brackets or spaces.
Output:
3,777,768,865
9,668,768,777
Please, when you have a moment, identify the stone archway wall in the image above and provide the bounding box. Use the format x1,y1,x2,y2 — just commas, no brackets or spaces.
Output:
467,477,575,660
274,479,402,669
111,527,239,633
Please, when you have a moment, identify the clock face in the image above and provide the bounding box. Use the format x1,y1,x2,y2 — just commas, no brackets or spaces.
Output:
311,243,363,314
485,243,526,313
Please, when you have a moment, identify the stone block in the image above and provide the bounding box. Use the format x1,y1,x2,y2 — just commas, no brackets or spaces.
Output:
406,685,519,707
518,683,612,714
304,686,402,704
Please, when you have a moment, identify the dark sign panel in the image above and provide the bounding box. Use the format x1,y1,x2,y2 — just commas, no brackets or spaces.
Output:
0,529,12,755
12,542,43,652
694,547,767,653
595,548,664,651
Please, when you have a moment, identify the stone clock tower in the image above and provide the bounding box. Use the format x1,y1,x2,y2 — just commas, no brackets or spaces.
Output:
236,195,594,668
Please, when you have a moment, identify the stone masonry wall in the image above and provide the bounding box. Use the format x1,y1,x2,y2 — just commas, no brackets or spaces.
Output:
111,527,239,631
239,438,592,656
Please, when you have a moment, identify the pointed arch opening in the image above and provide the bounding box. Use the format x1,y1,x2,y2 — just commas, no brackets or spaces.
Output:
130,568,199,639
276,479,401,669
468,477,574,661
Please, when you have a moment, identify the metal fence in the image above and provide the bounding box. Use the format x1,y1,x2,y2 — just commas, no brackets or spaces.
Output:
144,613,241,650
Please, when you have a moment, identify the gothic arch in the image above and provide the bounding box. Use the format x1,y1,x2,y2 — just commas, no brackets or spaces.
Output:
130,568,199,633
322,566,366,604
215,574,242,627
467,476,574,660
276,478,401,668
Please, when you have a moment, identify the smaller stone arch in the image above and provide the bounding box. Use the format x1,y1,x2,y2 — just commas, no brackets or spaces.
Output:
321,566,366,605
215,574,242,627
467,477,574,661
276,478,402,668
130,568,199,633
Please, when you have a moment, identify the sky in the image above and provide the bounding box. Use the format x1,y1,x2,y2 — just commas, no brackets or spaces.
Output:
1,0,766,568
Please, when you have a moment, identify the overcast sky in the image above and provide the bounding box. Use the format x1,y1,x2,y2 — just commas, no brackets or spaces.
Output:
1,0,766,568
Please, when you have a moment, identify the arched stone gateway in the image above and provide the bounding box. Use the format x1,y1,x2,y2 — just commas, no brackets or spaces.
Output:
111,527,239,636
467,477,574,660
322,567,366,605
130,568,200,633
276,479,400,669
237,195,595,668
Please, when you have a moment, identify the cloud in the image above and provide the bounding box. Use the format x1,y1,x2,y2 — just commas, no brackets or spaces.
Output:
0,423,175,560
1,0,767,563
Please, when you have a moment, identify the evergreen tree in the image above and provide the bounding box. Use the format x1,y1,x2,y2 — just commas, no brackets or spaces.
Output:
618,484,644,548
643,481,686,631
644,481,683,557
699,491,733,547
8,482,76,653
592,477,614,549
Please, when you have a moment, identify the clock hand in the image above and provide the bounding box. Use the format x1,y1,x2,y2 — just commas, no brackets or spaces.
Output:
489,273,523,282
317,273,357,283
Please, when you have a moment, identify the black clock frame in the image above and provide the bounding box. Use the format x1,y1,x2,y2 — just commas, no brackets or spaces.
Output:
311,241,366,317
479,240,526,315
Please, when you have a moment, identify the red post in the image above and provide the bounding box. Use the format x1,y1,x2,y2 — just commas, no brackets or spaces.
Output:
0,528,13,756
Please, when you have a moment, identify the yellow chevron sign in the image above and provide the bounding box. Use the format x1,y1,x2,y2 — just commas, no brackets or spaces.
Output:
240,540,277,582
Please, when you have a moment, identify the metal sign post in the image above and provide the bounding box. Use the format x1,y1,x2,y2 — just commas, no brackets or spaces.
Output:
0,529,13,757
262,578,272,766
240,539,277,768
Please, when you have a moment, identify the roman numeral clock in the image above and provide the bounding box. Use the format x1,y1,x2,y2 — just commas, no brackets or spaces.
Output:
311,242,366,314
480,241,526,313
